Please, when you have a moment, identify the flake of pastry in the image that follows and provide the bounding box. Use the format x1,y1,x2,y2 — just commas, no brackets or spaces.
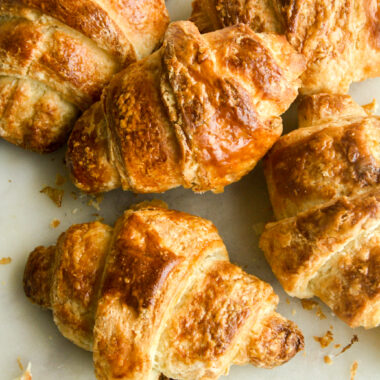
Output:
324,355,333,365
313,330,334,348
13,362,32,380
338,335,359,356
40,187,64,207
316,307,327,320
0,257,11,265
301,299,318,310
350,361,359,380
50,219,61,229
16,357,23,371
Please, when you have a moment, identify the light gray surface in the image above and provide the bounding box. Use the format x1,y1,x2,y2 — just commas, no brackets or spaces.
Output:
1,1,380,378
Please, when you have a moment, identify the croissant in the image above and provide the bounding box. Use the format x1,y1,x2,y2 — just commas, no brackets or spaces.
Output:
260,94,380,328
191,0,380,94
0,0,169,152
24,201,304,380
66,20,305,194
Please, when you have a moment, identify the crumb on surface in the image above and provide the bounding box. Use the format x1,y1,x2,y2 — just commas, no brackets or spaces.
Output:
87,194,103,211
14,362,32,380
324,355,333,365
71,191,78,200
350,361,358,380
50,219,61,229
314,330,334,348
286,298,290,304
291,308,296,316
17,357,23,371
338,335,359,356
0,257,12,265
8,179,12,183
317,306,327,320
72,208,79,214
55,173,66,186
40,186,64,207
334,344,341,349
301,299,318,310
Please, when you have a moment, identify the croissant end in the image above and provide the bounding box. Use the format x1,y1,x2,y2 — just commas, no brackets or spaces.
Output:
23,245,55,309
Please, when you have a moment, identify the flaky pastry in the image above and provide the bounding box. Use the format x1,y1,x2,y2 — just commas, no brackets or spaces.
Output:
0,0,169,152
24,202,304,380
191,0,380,94
260,94,380,328
67,20,305,194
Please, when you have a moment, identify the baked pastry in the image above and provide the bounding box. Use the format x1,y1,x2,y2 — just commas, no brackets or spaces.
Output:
260,94,380,328
24,201,304,380
66,20,305,194
264,93,379,220
0,0,169,152
191,0,380,94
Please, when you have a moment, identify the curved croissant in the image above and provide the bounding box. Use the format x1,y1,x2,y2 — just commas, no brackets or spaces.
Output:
260,94,380,328
0,0,169,152
24,202,303,380
191,0,380,94
66,20,305,194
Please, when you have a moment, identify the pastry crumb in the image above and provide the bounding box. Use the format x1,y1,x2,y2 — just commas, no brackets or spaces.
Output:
301,299,318,310
70,191,78,200
291,308,296,316
17,357,23,371
350,361,358,380
334,344,341,349
314,330,333,348
40,186,64,207
324,355,333,365
55,173,66,186
0,257,11,265
14,362,32,380
72,208,79,214
286,298,290,304
8,179,12,183
316,306,327,320
87,194,103,211
50,219,61,229
338,335,359,356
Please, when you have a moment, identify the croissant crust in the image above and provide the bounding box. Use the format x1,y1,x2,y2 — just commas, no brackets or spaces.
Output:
24,202,303,379
191,0,380,94
0,0,169,152
67,21,305,194
260,94,380,328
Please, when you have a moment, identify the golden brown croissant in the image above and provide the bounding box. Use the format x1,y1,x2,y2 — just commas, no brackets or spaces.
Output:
24,201,304,380
0,0,169,152
260,94,380,328
191,0,380,94
66,20,305,194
